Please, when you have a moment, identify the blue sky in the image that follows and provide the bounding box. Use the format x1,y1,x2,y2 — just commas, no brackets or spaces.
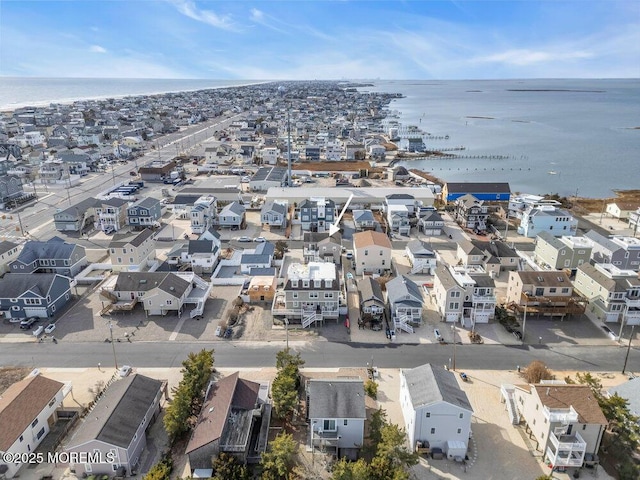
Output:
1,0,638,79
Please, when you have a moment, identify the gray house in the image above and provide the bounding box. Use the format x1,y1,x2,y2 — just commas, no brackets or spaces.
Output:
352,209,376,231
418,210,444,236
299,198,336,233
307,379,366,460
217,201,246,228
585,231,640,271
127,197,162,230
53,197,98,232
9,237,87,277
0,273,72,320
303,232,342,265
386,275,423,326
534,232,593,271
260,201,287,228
64,374,165,476
357,277,385,326
0,175,28,210
186,372,270,472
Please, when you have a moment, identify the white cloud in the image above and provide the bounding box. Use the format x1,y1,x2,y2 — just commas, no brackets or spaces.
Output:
170,0,238,32
250,8,263,22
474,49,593,66
89,45,107,54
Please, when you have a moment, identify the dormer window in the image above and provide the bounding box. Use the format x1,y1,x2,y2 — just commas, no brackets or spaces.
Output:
303,280,309,288
292,280,299,288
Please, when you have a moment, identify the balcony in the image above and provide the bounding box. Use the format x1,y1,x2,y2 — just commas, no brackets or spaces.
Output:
543,406,579,424
546,431,586,468
473,293,497,305
624,297,640,308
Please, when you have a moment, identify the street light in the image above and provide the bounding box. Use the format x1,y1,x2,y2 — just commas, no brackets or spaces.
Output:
522,302,528,344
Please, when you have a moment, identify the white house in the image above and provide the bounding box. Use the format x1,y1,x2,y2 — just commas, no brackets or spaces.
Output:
0,373,71,479
190,195,217,235
518,205,578,238
405,240,437,275
400,364,473,459
352,230,392,275
507,383,607,469
307,378,365,460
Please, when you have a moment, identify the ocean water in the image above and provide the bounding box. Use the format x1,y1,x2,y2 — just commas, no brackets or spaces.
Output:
363,79,640,198
0,77,267,111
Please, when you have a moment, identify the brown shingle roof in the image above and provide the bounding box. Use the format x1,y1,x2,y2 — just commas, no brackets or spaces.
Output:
516,270,572,288
0,374,65,451
353,230,391,249
533,384,607,425
185,373,260,454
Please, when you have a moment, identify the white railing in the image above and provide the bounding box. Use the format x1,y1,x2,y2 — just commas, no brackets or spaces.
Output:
394,315,414,334
500,384,520,425
543,405,579,424
302,311,317,328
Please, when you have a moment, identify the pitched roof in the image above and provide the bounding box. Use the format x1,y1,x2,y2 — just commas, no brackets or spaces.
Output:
109,228,154,248
14,238,78,263
357,277,384,304
537,230,566,249
434,265,460,290
353,230,392,249
186,373,260,454
386,275,423,306
0,273,67,299
532,384,607,425
402,364,473,412
67,374,163,449
55,196,99,216
308,379,366,419
406,239,434,257
188,240,215,254
220,201,245,216
261,200,287,216
515,270,572,287
584,230,623,253
0,240,19,256
114,272,190,296
0,374,65,451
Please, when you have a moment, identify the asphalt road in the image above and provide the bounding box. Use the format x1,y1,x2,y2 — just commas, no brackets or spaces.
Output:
2,341,638,373
1,113,241,243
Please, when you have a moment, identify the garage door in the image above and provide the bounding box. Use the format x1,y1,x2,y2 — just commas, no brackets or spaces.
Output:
24,307,48,318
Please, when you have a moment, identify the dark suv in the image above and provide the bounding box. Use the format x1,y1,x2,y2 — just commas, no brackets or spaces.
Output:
20,317,39,330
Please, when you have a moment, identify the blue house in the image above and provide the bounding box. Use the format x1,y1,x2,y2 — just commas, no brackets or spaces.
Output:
127,197,162,229
442,182,511,203
9,237,87,277
0,273,72,320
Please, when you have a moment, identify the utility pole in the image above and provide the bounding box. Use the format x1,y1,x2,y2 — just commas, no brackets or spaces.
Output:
109,321,118,370
287,107,292,187
622,325,635,375
522,303,528,344
452,323,457,371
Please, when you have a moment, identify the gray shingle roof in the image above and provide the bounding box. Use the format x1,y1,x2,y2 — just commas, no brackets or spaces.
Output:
261,200,287,216
0,240,19,256
13,239,77,264
435,265,459,290
188,240,215,254
585,230,622,253
67,374,163,449
220,201,245,216
358,277,384,305
56,196,99,216
114,272,190,296
308,379,366,419
537,230,565,249
402,364,473,412
109,228,154,248
406,239,434,257
386,275,423,307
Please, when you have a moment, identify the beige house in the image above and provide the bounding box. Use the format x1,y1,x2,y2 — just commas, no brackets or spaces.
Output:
247,275,277,304
352,231,392,275
505,383,607,469
108,229,156,272
605,201,640,220
506,270,586,318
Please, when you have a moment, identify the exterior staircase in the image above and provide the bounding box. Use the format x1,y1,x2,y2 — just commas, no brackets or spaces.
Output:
394,315,414,334
302,309,324,328
411,261,427,274
501,384,520,425
100,288,118,303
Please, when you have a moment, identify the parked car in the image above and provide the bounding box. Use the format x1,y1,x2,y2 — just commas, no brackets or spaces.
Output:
224,328,233,339
253,237,266,242
44,323,56,334
512,330,523,340
118,365,132,377
20,317,38,330
346,272,354,280
237,236,251,242
215,326,223,337
104,226,116,235
345,251,353,260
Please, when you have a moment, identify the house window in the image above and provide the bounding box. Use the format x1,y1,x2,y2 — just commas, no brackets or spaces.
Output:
364,250,368,256
36,427,45,440
533,419,536,426
344,419,348,426
293,302,299,307
382,260,385,265
582,425,586,430
323,419,336,431
19,435,23,442
561,288,569,294
535,404,539,410
541,432,544,439
426,412,430,418
32,418,39,428
303,280,309,288
459,413,463,419
293,292,298,299
379,251,383,256
324,293,333,299
166,300,172,305
457,428,462,434
549,288,556,293
430,428,436,434
309,292,319,299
